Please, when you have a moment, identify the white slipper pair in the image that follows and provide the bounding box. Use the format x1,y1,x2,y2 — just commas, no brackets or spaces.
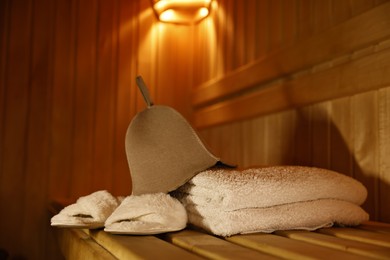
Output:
50,190,187,235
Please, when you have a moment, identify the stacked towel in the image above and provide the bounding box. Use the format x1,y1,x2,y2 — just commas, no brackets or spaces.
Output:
174,166,369,237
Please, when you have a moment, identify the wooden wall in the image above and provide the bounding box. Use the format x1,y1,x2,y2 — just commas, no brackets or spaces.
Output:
0,0,193,258
193,0,390,225
1,0,389,258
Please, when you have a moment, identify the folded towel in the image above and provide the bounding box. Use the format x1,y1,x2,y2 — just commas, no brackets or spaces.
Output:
104,193,187,235
51,190,120,229
176,166,367,211
182,199,369,237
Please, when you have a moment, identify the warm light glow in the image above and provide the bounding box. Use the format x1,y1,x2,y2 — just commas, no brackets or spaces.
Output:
152,0,213,24
198,7,209,18
159,9,175,22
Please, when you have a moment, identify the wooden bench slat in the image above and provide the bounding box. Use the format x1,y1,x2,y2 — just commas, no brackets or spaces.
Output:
86,229,202,260
163,229,278,260
318,227,390,248
226,233,369,260
358,221,390,234
51,201,390,259
275,230,390,259
56,228,117,260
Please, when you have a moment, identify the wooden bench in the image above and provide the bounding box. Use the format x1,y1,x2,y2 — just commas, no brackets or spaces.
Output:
51,199,390,259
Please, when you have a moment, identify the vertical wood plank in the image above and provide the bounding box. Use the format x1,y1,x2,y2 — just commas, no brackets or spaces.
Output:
137,0,157,112
155,24,176,107
224,0,234,73
197,19,208,85
282,0,297,45
21,0,55,258
254,0,269,59
215,0,226,78
244,0,256,63
154,20,194,116
92,0,117,191
223,122,243,166
0,0,33,256
293,106,312,166
296,0,313,38
350,0,375,16
311,102,331,168
312,0,332,34
330,97,354,176
233,0,245,68
264,111,295,165
331,0,352,25
113,0,137,195
0,0,10,197
201,122,243,166
71,0,98,197
49,0,77,199
241,117,267,167
207,0,218,81
206,14,214,82
280,110,296,165
378,87,390,222
352,91,379,220
268,0,283,51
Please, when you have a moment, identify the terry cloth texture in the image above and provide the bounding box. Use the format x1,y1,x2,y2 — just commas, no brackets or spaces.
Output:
173,166,369,236
104,193,187,235
51,190,120,229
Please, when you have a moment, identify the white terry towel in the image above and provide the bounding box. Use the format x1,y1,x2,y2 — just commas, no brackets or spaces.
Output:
173,166,369,236
176,166,367,211
51,190,120,229
104,193,187,235
183,199,369,237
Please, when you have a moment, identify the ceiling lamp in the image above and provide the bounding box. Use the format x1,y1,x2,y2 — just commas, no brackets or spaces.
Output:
152,0,213,25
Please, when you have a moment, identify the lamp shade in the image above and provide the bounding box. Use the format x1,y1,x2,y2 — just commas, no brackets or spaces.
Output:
152,0,212,24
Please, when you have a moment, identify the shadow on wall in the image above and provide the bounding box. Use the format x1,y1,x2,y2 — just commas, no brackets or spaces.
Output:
292,107,383,222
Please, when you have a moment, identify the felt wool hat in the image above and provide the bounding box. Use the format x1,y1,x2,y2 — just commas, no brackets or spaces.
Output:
126,76,232,195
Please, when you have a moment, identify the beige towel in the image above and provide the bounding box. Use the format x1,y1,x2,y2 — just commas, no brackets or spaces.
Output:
174,166,369,236
51,190,120,229
176,166,367,211
182,199,369,237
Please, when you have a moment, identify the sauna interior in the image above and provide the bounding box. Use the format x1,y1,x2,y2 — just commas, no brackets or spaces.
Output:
0,0,389,258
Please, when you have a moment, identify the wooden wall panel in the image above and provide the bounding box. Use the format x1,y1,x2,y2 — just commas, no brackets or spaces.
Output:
378,88,390,221
311,102,331,169
0,0,33,256
240,117,267,167
1,0,389,258
49,0,76,200
330,97,353,176
264,111,295,165
292,106,312,166
196,0,390,224
0,0,194,258
352,91,380,220
92,0,117,192
21,0,55,257
0,0,9,163
71,0,98,197
254,0,269,59
193,2,390,109
112,0,137,196
200,85,390,223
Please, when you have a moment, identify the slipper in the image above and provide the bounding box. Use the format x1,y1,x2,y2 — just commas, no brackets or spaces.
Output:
104,193,187,235
51,190,120,229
